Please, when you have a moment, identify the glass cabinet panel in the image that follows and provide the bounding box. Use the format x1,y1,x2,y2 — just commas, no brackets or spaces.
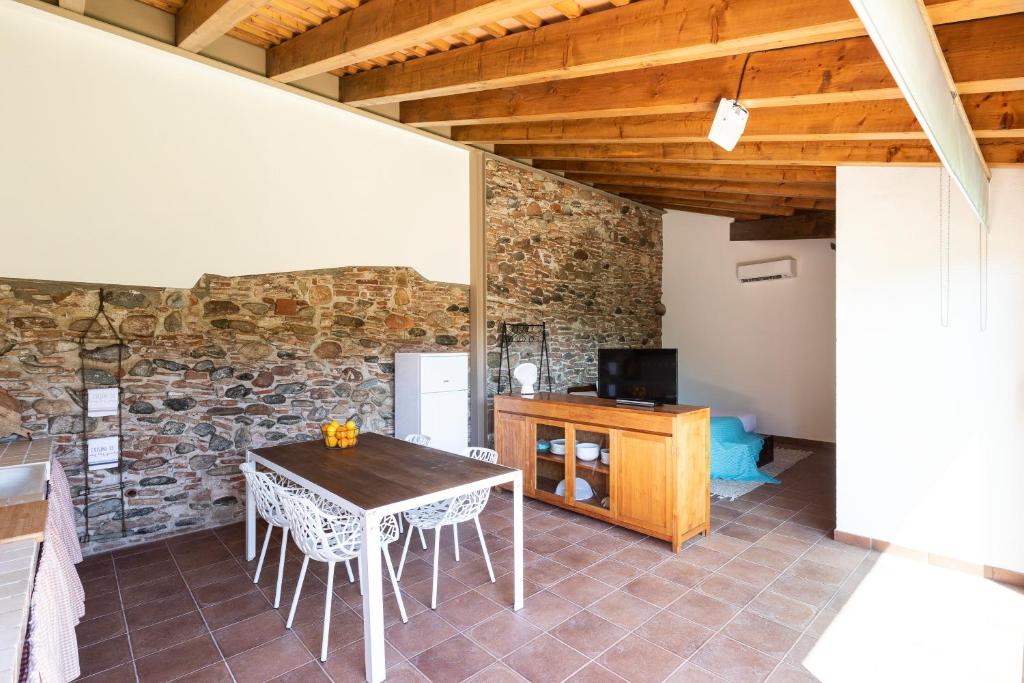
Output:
534,421,568,500
570,427,611,515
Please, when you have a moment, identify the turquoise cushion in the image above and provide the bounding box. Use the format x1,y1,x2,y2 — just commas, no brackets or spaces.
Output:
710,417,777,483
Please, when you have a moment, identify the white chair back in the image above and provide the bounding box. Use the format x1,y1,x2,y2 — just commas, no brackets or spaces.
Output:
279,490,362,563
462,447,498,464
442,447,499,525
240,462,291,527
404,433,431,446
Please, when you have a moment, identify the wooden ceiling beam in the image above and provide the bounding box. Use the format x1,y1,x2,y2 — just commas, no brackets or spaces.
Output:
588,186,836,211
176,0,270,52
402,14,1024,125
497,139,1024,166
553,0,584,19
339,0,1019,105
452,92,1024,143
561,174,835,199
730,211,836,241
268,0,557,82
534,161,836,185
58,0,86,13
632,202,764,221
613,195,798,216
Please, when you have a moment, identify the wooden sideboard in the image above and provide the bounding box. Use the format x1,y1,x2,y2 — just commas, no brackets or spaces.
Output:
494,393,710,552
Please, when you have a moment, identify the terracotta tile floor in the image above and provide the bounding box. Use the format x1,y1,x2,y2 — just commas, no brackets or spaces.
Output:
70,441,837,682
71,441,1024,682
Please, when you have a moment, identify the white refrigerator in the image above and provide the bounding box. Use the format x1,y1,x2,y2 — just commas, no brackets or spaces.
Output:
394,352,469,454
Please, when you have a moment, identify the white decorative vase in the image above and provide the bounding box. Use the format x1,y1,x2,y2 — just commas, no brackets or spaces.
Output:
513,362,539,395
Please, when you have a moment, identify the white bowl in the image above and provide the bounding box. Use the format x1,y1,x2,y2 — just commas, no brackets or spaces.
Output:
575,442,600,461
550,438,566,455
600,448,610,466
555,478,594,501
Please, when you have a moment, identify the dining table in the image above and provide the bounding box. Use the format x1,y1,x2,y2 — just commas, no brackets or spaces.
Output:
245,433,524,683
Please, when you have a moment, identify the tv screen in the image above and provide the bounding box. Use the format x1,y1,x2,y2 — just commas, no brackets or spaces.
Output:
597,349,678,405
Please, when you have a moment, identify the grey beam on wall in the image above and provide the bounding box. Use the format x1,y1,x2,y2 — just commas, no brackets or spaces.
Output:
730,211,836,241
469,150,487,447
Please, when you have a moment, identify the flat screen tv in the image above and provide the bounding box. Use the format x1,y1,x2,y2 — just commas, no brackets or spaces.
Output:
597,349,678,406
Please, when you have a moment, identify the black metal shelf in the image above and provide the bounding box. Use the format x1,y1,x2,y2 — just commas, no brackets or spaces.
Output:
76,288,127,542
496,321,553,395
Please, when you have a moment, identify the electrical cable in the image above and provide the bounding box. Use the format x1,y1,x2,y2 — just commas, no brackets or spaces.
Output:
939,167,950,327
979,221,988,332
734,52,754,102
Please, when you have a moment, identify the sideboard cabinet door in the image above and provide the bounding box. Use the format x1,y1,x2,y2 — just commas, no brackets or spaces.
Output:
613,430,672,535
494,413,535,496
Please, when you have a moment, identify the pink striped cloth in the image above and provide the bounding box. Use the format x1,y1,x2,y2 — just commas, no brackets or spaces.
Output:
26,460,85,682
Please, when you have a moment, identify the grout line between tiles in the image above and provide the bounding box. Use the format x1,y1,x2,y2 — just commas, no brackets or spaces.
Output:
397,514,634,680
110,553,141,683
81,451,839,682
566,503,797,680
164,533,240,683
457,508,679,682
760,542,872,682
670,476,849,679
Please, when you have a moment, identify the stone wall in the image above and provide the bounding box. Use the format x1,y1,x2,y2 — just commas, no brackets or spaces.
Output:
0,158,662,552
0,268,468,552
485,158,664,404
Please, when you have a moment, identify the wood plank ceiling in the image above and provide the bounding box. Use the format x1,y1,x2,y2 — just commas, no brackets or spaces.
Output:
138,0,1024,220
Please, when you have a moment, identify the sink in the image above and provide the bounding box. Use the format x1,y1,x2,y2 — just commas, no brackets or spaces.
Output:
0,463,47,505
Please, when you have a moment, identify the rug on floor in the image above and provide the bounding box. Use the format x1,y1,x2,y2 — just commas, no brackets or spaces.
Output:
711,447,813,500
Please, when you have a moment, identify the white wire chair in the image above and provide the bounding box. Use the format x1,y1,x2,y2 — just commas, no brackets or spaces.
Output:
401,434,431,545
239,462,314,609
397,447,498,609
278,490,408,662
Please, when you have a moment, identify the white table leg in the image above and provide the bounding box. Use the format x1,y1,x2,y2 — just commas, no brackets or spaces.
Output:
361,511,386,683
512,471,524,610
245,451,256,561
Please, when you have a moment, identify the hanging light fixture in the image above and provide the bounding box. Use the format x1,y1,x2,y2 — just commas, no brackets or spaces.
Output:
708,53,752,151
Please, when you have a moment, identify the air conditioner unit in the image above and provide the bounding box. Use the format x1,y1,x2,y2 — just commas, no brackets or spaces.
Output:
737,258,795,283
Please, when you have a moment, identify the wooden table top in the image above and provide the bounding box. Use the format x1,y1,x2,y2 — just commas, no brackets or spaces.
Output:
251,433,515,511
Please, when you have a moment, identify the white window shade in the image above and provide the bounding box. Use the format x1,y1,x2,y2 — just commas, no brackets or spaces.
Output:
849,0,990,227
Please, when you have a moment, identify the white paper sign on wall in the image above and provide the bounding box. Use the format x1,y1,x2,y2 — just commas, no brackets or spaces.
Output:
87,436,120,470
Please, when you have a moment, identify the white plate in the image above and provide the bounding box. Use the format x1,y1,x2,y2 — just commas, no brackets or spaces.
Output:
555,478,594,501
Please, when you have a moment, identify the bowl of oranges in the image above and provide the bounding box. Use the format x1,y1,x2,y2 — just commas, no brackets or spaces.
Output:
322,419,359,449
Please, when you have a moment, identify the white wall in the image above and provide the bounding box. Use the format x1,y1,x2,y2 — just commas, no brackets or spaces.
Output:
836,166,1024,573
662,211,836,441
0,1,469,288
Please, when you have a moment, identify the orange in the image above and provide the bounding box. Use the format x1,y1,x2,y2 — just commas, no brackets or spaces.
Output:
326,436,338,447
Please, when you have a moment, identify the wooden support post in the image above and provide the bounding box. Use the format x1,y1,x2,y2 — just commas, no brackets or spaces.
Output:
469,150,487,447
